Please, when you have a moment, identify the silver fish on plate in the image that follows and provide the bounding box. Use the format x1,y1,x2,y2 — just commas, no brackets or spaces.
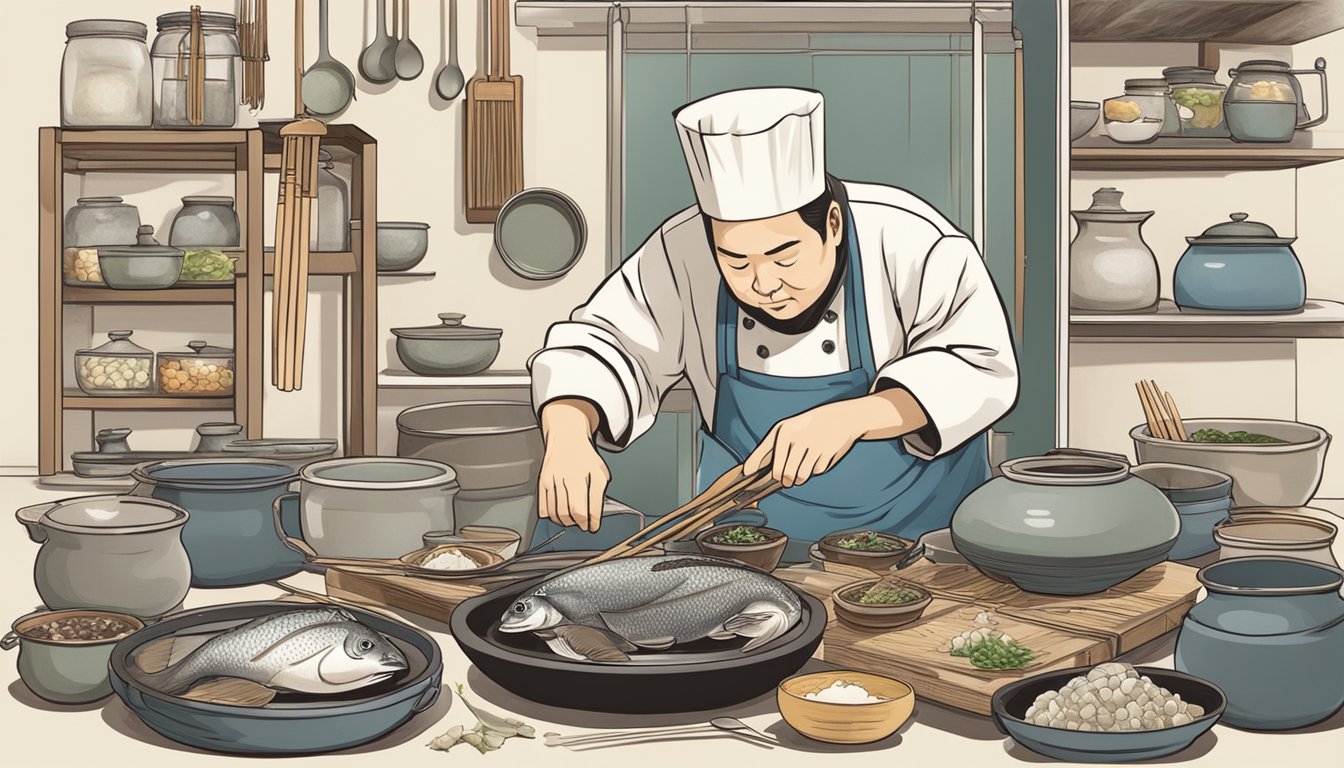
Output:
141,608,409,695
498,555,803,662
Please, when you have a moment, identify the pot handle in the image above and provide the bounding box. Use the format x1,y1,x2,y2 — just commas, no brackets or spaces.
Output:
1045,447,1131,467
1293,57,1328,129
412,684,442,714
271,492,316,559
1,631,18,651
15,502,56,543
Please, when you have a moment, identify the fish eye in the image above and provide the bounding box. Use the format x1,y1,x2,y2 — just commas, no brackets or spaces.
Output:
512,602,527,614
358,639,374,652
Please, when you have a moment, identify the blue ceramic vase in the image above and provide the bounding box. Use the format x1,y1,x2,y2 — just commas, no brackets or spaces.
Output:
1175,557,1344,730
1173,213,1306,312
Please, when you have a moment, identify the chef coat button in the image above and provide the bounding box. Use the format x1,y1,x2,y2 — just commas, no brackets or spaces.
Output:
756,345,770,359
822,340,836,354
823,310,838,323
743,317,756,330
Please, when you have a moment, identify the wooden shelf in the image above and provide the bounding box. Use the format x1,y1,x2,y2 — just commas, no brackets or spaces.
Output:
378,271,436,280
255,250,358,275
56,129,249,174
1071,0,1344,46
63,286,235,304
1071,137,1344,172
62,391,235,410
1071,299,1344,340
378,369,532,388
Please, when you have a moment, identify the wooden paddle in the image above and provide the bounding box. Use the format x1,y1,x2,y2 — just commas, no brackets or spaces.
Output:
464,0,523,223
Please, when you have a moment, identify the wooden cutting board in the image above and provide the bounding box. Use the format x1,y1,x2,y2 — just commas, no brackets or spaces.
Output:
776,559,1202,715
326,568,487,622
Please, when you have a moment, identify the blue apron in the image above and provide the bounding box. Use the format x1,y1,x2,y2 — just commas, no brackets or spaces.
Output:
696,206,990,563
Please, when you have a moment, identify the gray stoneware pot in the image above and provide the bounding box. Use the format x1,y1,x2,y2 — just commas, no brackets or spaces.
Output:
1175,557,1344,730
16,495,191,618
397,400,544,490
3,608,144,704
951,450,1179,595
130,459,303,587
393,313,502,376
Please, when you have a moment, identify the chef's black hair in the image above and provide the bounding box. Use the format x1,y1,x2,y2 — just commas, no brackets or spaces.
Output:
702,174,846,249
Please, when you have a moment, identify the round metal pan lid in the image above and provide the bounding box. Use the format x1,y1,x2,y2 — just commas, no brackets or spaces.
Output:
1186,213,1296,245
495,189,587,280
391,313,502,340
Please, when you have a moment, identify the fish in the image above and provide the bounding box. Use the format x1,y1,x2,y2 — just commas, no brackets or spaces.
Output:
498,555,803,662
141,608,409,695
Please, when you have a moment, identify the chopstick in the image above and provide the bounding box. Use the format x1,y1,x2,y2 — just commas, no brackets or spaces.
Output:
1135,380,1187,441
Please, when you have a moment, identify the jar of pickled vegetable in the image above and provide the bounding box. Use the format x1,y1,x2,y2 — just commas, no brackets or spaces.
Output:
158,341,235,396
1103,79,1168,143
74,331,155,396
1164,67,1228,137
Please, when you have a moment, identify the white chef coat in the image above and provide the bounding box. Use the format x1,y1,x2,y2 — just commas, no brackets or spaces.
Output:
737,286,850,376
528,180,1019,460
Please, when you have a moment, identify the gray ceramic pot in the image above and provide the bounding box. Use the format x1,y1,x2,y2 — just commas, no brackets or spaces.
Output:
951,451,1179,595
97,225,184,290
275,457,459,559
393,313,502,376
169,196,240,248
1175,557,1344,730
3,609,144,704
376,221,429,271
397,400,544,490
1129,463,1232,560
64,196,140,247
15,496,191,618
131,459,303,587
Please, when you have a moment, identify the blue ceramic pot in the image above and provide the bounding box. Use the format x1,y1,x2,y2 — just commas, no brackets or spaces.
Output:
1173,213,1306,312
1175,557,1344,730
1130,463,1232,560
130,460,303,587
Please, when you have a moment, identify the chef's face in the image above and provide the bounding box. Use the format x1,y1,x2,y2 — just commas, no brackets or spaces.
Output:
709,203,843,320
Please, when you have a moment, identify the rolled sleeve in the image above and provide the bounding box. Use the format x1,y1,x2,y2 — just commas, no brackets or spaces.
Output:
529,347,632,448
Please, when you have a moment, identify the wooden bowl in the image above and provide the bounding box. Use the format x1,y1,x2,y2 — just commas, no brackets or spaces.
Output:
777,670,915,744
695,524,788,572
818,530,913,570
832,578,933,630
401,543,506,574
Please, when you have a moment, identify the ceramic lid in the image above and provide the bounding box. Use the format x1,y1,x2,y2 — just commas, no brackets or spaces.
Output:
392,313,503,341
66,20,148,41
168,340,235,358
181,195,235,207
42,496,187,535
97,225,184,259
1162,66,1221,86
77,330,152,358
1187,213,1296,245
75,196,128,206
1124,78,1170,92
1233,59,1291,73
1071,187,1153,223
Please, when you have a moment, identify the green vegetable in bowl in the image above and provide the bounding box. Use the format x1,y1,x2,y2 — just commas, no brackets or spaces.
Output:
835,531,903,552
181,249,237,282
950,634,1036,670
712,525,769,545
1190,428,1289,445
850,582,922,606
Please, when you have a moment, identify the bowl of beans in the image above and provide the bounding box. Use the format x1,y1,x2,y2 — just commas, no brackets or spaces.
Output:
992,662,1225,762
2,609,143,705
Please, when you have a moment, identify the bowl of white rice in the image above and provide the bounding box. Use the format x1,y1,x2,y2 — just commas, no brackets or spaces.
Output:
777,671,914,744
992,662,1225,762
403,543,505,574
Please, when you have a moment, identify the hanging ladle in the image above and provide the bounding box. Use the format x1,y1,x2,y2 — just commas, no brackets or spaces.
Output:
302,0,356,118
394,0,424,80
358,0,397,84
434,0,465,99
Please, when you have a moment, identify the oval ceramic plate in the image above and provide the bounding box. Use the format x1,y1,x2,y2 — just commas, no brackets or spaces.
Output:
495,188,587,280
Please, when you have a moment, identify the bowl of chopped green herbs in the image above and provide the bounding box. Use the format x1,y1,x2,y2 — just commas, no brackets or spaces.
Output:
1132,418,1330,507
832,578,932,630
695,524,788,572
818,530,913,571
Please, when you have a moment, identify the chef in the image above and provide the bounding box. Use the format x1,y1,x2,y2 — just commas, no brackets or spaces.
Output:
529,87,1018,562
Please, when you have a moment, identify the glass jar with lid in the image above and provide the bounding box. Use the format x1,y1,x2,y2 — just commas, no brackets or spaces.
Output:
158,340,235,396
74,331,155,396
1164,67,1229,137
61,20,153,127
151,10,240,128
312,150,350,252
1103,79,1168,143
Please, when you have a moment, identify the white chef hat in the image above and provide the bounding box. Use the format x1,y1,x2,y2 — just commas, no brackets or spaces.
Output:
674,87,826,222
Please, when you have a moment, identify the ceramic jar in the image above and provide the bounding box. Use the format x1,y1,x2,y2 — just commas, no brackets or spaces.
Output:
1070,188,1160,313
64,197,141,248
951,450,1179,595
130,460,303,587
169,196,240,248
15,496,191,618
1213,511,1339,567
1175,557,1344,730
1174,213,1306,312
1130,463,1232,560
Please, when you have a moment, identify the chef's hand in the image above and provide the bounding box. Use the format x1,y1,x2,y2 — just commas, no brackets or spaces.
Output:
538,399,611,532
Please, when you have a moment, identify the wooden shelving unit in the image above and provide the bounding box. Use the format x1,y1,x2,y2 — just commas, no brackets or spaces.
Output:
38,125,378,476
1071,300,1344,340
1071,138,1344,172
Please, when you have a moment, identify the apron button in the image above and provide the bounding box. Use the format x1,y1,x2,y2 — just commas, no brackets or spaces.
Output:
743,317,756,330
822,340,836,354
756,345,770,359
823,310,838,323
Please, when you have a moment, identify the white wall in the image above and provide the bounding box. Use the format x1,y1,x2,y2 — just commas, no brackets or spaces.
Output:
1068,37,1344,498
0,1,607,467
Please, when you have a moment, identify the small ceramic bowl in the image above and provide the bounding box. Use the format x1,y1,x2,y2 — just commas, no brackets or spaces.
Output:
3,608,144,705
1106,116,1164,144
423,526,522,559
917,528,969,565
696,524,788,572
818,530,913,570
777,670,915,744
1214,511,1339,567
376,221,430,272
400,543,506,575
832,578,933,630
1070,100,1100,141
